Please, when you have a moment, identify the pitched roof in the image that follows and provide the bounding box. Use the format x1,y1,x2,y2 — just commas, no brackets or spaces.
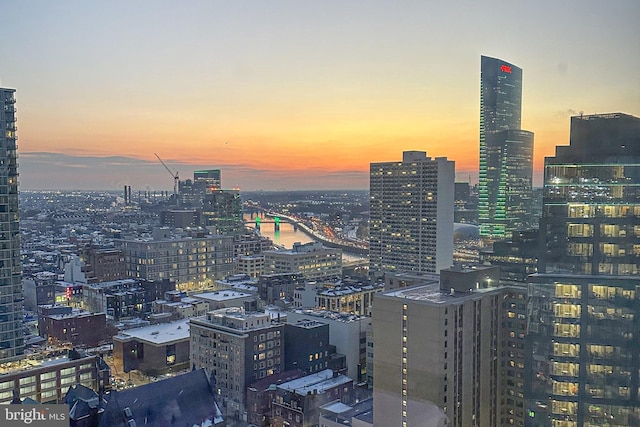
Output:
98,369,222,427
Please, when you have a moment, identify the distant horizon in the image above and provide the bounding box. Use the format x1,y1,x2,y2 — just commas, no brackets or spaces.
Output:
3,1,638,191
18,151,549,192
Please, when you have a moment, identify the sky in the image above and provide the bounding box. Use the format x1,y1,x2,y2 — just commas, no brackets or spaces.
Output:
2,1,639,191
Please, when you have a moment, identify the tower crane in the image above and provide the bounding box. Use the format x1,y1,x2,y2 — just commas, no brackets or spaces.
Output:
154,153,179,196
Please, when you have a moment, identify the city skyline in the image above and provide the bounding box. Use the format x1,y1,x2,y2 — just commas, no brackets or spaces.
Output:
2,1,639,191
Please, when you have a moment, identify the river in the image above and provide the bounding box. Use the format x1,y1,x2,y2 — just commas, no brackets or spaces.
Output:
243,213,366,263
243,213,314,249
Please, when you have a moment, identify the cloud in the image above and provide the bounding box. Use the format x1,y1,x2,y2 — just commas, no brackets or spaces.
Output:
18,152,369,191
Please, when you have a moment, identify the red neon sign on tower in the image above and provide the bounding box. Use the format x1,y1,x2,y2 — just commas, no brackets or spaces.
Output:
500,65,512,73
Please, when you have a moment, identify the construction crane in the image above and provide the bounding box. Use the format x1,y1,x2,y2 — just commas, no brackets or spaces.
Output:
154,153,179,196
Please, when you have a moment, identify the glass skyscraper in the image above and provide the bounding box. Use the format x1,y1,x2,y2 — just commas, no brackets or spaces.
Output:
479,56,535,239
0,88,24,361
526,113,640,427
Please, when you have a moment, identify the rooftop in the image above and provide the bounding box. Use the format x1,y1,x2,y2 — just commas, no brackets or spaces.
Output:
114,319,190,345
277,369,352,396
381,282,501,305
192,290,253,301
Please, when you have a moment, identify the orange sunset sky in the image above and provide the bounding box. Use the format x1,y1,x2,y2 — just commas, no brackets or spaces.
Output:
2,1,639,191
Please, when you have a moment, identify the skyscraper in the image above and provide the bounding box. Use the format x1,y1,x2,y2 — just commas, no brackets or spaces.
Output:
525,113,640,427
538,113,640,275
0,88,24,361
369,151,454,277
373,267,503,427
479,56,535,239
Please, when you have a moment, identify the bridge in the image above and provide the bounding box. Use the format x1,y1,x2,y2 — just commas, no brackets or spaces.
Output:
244,209,369,256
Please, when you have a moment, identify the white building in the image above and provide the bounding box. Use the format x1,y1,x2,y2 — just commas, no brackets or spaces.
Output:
369,151,454,277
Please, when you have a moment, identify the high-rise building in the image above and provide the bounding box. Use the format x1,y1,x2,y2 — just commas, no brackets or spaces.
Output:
369,151,454,277
202,189,244,236
179,169,222,207
479,56,535,239
372,266,503,427
194,169,221,189
525,113,640,427
538,113,640,275
0,88,23,362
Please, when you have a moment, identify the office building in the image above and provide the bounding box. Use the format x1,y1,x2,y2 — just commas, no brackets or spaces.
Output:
82,278,173,320
236,254,265,278
372,266,503,427
189,308,285,416
202,189,244,236
159,208,201,228
369,151,454,277
79,245,126,283
194,169,221,189
479,56,535,239
263,242,342,281
178,169,222,207
480,229,539,282
0,88,23,362
524,113,640,427
538,113,640,275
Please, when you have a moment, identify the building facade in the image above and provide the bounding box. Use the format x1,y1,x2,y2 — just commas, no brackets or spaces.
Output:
116,231,234,290
538,113,640,276
0,88,23,362
369,151,454,277
113,319,191,376
372,267,504,427
189,308,285,417
293,280,384,316
480,229,539,282
525,112,640,427
479,56,535,239
202,189,244,236
263,242,342,281
272,369,354,427
284,320,331,375
38,308,108,347
0,352,109,404
285,309,369,382
236,254,264,278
